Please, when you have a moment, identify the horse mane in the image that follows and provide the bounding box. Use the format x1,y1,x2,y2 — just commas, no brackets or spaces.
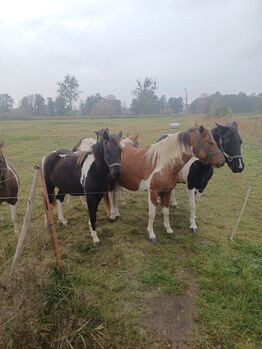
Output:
145,131,192,168
76,151,90,167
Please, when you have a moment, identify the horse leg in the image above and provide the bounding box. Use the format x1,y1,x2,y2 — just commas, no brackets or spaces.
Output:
147,191,158,243
119,186,126,206
56,191,68,226
86,194,103,246
108,190,119,221
170,189,178,207
161,191,173,234
187,188,197,232
9,204,19,234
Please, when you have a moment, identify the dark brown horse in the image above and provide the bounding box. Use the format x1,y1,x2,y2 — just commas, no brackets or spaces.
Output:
42,129,122,245
0,141,19,233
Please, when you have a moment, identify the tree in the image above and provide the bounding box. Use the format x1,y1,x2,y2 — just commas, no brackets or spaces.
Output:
168,97,184,113
131,77,160,114
54,96,66,116
57,74,80,112
19,95,34,115
46,97,55,116
34,94,46,116
0,94,14,113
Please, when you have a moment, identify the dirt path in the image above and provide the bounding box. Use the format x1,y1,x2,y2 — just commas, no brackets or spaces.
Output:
141,272,198,349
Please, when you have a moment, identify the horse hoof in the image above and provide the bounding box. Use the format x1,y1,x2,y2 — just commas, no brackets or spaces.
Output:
108,217,117,223
93,240,101,247
149,237,157,243
190,228,198,234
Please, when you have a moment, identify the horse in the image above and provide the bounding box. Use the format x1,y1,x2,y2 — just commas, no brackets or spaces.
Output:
0,141,19,233
69,132,139,208
104,126,225,242
158,121,244,232
42,129,122,245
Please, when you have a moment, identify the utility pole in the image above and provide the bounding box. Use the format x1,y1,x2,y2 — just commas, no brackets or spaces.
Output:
184,88,188,113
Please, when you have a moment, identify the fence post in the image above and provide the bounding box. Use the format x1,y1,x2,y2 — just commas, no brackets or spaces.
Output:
230,186,252,241
39,165,63,270
11,166,39,272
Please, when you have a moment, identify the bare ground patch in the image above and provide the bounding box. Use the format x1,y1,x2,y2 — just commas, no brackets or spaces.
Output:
140,272,198,349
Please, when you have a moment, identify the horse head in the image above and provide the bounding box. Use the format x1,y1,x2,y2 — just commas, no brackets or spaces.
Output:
95,129,122,179
214,121,244,173
191,126,225,168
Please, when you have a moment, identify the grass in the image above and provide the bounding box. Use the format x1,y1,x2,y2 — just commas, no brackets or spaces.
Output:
0,114,261,348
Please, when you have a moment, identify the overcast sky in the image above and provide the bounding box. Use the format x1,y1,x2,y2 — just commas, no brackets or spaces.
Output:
0,0,261,105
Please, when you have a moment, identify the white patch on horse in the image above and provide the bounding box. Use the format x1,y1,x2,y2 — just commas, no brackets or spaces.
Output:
239,158,243,169
88,219,100,244
78,138,96,152
59,154,68,158
80,154,95,186
138,166,162,192
56,200,68,225
177,157,197,183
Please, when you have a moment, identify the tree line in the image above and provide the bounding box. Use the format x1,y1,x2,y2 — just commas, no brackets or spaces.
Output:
189,91,262,116
1,75,261,117
0,75,184,117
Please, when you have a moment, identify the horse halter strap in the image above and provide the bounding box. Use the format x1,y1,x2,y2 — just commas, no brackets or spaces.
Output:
218,139,242,164
102,140,121,169
193,130,221,165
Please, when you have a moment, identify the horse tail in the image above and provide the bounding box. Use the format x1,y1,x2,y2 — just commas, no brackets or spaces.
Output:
103,193,111,219
41,154,56,206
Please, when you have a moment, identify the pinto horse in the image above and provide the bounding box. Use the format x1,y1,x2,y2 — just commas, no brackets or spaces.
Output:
42,129,122,245
158,121,244,232
69,132,139,207
104,126,225,242
0,141,19,233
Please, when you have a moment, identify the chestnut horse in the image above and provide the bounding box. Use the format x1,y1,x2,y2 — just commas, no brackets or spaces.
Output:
104,126,225,242
0,141,19,233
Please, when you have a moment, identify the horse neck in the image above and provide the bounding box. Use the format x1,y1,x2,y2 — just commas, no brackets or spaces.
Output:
145,132,192,169
92,141,107,173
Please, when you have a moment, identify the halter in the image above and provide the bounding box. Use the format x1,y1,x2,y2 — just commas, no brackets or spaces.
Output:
193,130,222,165
102,140,121,170
218,139,243,164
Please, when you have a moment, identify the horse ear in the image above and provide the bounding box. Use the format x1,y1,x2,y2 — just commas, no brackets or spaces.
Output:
116,131,122,140
102,130,109,141
215,122,221,128
199,125,205,134
232,121,238,129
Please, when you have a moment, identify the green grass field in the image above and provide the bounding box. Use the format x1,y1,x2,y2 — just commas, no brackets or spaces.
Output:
0,115,261,349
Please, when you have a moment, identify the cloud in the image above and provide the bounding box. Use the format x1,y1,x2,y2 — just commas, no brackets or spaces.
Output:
0,0,261,104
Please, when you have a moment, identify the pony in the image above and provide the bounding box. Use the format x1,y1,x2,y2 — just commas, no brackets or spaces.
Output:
70,132,139,208
0,141,19,233
104,126,225,242
158,121,244,232
42,129,122,245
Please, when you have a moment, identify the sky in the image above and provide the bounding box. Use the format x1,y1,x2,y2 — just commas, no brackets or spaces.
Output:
0,0,261,106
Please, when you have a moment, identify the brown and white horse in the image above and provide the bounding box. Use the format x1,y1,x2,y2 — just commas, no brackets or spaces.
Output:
104,126,225,242
0,141,19,233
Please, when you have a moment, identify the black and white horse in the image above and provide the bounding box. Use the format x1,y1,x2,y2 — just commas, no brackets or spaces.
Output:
158,121,244,232
0,141,19,233
42,129,122,245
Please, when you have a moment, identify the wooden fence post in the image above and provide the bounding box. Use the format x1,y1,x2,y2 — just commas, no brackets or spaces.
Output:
230,186,252,241
11,166,40,272
39,166,63,270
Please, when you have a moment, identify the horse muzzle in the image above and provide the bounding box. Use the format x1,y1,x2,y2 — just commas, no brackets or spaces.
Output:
228,158,245,173
110,164,121,179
